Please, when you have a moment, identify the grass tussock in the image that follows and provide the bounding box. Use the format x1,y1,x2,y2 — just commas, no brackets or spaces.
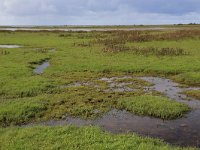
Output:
0,49,10,55
73,41,93,47
118,95,190,119
184,90,200,100
173,72,200,86
0,96,48,127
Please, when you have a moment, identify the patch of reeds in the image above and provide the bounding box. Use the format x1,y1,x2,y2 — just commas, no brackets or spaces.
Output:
35,48,55,53
102,45,189,56
58,33,72,37
96,30,200,45
0,49,10,55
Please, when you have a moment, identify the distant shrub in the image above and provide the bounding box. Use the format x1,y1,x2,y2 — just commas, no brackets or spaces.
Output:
102,45,188,56
58,33,72,37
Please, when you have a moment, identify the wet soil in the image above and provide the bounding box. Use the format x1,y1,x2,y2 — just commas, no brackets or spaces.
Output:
62,76,135,92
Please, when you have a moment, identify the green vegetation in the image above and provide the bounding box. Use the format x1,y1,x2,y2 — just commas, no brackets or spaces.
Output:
118,95,190,119
0,79,146,127
0,28,200,149
0,95,48,127
0,30,200,75
0,126,195,150
184,90,200,100
173,72,200,86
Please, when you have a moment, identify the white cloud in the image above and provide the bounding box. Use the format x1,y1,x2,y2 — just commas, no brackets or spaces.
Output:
0,0,199,25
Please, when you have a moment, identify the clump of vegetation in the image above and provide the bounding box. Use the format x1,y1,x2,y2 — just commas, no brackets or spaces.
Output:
155,47,188,56
102,44,130,52
103,45,188,56
0,84,142,127
73,41,92,47
0,96,48,127
173,72,200,86
118,95,190,119
58,33,72,37
0,49,10,55
0,76,56,99
29,58,49,65
34,48,55,53
184,90,200,100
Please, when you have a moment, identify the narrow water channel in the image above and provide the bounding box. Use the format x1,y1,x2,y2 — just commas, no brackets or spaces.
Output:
33,61,50,74
0,45,22,48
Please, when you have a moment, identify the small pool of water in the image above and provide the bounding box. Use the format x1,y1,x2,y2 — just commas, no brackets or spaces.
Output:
0,45,22,48
25,108,200,147
33,61,50,74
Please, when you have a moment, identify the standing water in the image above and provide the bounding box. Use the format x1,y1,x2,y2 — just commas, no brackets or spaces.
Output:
0,45,22,48
33,61,50,74
23,77,200,147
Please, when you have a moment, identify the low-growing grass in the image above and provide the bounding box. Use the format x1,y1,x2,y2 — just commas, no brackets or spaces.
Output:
0,95,48,127
118,95,190,119
0,31,200,75
0,76,56,98
183,90,200,100
172,72,200,86
0,87,143,127
0,126,195,150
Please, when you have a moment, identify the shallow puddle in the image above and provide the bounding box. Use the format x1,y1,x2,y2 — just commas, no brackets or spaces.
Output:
0,45,22,48
33,61,50,74
23,76,200,147
140,77,200,109
25,108,200,147
62,76,135,92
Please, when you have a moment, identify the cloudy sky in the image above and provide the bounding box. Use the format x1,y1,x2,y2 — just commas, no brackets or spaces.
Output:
0,0,199,25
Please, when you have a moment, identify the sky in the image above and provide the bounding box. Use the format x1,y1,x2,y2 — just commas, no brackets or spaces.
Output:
0,0,200,25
